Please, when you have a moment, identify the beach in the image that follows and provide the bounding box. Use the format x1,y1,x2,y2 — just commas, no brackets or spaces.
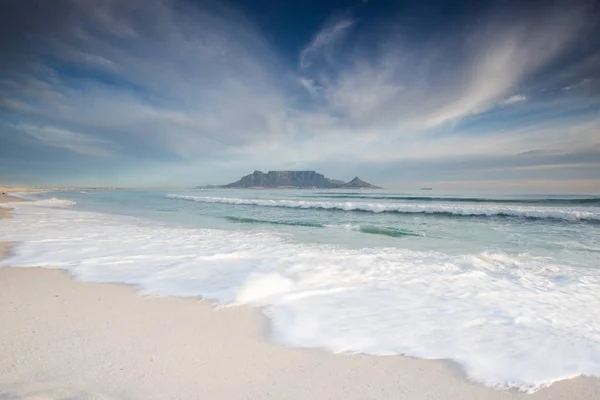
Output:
0,187,31,261
1,191,600,399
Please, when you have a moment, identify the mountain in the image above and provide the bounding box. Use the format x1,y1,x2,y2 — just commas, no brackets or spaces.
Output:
221,170,381,189
339,177,381,189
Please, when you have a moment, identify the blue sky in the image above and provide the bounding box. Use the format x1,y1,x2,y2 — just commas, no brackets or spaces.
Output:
1,0,599,190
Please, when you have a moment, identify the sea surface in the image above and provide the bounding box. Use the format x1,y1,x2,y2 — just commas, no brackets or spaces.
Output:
2,188,600,391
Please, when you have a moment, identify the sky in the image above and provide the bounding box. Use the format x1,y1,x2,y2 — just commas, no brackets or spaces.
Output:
1,0,599,191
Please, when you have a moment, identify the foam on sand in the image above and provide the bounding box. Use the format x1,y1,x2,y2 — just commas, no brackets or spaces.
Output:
0,190,75,208
167,194,600,222
2,202,600,392
22,197,77,208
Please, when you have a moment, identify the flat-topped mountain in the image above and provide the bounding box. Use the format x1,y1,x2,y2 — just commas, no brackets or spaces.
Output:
221,170,381,189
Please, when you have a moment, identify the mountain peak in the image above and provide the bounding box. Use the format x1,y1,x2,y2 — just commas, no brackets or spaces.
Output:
341,177,381,189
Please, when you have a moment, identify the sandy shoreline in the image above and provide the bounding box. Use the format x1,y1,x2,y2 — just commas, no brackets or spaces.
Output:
1,194,600,399
0,188,27,260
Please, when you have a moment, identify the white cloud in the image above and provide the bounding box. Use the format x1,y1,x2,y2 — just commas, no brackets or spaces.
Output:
291,3,591,144
299,17,354,69
563,78,593,91
298,77,320,96
422,8,585,126
2,0,291,159
502,95,527,104
501,162,600,171
16,124,114,157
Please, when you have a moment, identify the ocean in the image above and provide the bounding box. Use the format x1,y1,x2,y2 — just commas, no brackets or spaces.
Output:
2,188,600,391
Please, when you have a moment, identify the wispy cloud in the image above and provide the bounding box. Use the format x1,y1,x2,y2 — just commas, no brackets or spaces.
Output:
501,162,600,171
0,0,290,160
563,78,593,91
421,7,588,126
299,17,354,69
294,2,594,137
502,95,527,104
0,0,599,187
15,124,114,157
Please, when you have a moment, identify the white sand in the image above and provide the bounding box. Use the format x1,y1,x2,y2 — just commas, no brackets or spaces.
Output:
1,196,600,400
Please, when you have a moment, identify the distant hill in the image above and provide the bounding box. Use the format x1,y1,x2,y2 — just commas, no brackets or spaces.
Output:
220,170,381,189
340,177,381,189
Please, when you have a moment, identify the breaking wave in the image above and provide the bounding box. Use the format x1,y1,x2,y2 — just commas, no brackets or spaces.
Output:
167,194,600,222
301,194,600,205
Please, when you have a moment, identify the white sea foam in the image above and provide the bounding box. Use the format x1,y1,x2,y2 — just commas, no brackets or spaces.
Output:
4,190,50,201
2,202,600,392
13,197,77,208
323,223,361,231
167,194,600,221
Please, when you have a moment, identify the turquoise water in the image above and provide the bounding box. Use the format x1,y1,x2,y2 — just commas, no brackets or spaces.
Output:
3,188,600,390
41,189,600,268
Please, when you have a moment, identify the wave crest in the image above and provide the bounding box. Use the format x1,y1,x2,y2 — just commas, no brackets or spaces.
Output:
302,194,600,205
167,194,600,222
